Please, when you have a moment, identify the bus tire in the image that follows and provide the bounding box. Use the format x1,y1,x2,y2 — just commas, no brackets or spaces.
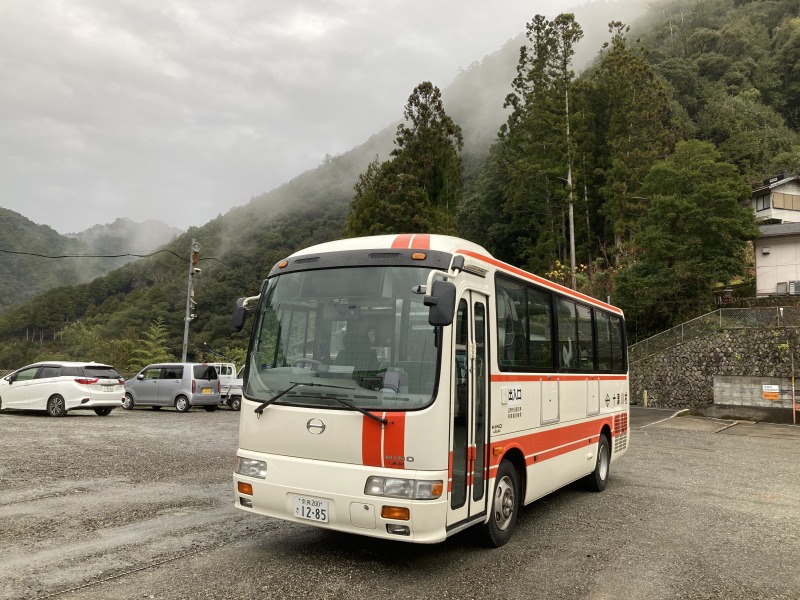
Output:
175,396,191,413
585,433,610,492
47,395,67,417
482,460,519,548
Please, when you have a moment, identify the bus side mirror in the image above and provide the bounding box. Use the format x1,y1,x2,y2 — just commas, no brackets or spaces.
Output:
230,297,248,332
424,280,457,326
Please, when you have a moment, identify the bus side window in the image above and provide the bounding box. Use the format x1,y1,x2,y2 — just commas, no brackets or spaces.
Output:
596,312,610,371
577,304,594,369
527,287,553,369
496,282,527,369
557,298,578,370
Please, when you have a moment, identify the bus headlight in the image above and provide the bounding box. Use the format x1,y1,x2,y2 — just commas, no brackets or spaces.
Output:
364,476,443,500
235,456,267,479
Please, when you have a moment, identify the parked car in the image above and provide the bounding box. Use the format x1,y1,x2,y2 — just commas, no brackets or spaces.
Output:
123,363,221,412
0,361,124,417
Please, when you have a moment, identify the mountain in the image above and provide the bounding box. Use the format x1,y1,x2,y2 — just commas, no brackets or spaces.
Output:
0,0,796,366
69,218,182,267
0,209,180,311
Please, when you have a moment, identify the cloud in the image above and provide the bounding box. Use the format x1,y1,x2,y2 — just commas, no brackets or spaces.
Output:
0,0,584,234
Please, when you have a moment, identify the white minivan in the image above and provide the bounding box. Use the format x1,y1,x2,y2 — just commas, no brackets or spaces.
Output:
0,361,125,417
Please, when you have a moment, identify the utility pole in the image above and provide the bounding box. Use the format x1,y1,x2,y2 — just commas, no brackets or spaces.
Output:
181,239,201,362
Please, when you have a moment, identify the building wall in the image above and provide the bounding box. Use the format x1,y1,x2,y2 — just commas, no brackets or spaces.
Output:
755,235,800,295
751,179,800,223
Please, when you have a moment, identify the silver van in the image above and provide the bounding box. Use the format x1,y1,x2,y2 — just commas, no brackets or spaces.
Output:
123,363,221,412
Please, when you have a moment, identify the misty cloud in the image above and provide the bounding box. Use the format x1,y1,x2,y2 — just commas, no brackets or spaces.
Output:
1,0,635,234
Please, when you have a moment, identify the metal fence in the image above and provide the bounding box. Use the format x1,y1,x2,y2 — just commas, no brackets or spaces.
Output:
628,306,800,362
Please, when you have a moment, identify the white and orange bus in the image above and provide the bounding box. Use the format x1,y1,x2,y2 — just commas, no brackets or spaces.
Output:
231,234,629,546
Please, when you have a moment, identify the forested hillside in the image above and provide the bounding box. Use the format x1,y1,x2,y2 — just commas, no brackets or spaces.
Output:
0,210,179,311
1,0,798,368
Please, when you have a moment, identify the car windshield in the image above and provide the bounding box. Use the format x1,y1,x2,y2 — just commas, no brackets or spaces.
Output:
246,265,440,412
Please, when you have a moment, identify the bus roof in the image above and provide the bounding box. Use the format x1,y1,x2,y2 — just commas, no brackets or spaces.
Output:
290,234,491,258
289,234,622,316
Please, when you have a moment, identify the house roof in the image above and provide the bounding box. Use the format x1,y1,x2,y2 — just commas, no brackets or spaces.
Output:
758,222,800,239
752,174,799,195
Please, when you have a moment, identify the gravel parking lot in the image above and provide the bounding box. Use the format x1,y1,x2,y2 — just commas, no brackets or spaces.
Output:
0,406,798,600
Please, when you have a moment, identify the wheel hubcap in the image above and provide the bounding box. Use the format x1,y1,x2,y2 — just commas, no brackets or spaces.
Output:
493,476,515,531
598,445,609,481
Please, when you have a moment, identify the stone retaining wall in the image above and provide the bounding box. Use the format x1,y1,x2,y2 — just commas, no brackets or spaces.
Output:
630,327,800,421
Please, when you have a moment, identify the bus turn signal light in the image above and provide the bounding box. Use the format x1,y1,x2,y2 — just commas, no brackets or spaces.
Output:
381,506,410,521
237,482,253,495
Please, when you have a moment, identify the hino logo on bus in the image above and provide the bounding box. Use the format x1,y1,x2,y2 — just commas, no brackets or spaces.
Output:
385,455,414,463
306,418,326,434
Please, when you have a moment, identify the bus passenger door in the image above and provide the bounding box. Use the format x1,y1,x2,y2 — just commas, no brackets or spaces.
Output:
447,291,489,529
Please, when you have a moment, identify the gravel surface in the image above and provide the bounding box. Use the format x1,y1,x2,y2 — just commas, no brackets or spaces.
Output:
0,407,798,600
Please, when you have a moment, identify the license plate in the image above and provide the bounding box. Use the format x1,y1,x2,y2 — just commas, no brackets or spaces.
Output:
102,385,114,391
201,388,212,394
293,495,329,523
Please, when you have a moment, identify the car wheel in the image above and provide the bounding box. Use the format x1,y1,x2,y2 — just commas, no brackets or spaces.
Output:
174,396,190,413
228,396,241,411
122,393,135,410
585,433,610,492
481,460,520,548
47,394,67,417
94,407,113,416
203,405,217,412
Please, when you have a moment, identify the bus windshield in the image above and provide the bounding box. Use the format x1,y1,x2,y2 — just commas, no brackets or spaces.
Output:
245,265,440,412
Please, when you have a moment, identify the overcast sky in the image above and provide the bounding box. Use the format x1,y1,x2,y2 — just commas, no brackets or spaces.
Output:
2,0,592,235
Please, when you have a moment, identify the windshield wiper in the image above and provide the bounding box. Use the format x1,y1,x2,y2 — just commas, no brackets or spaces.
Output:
254,382,355,415
253,381,389,425
325,395,388,426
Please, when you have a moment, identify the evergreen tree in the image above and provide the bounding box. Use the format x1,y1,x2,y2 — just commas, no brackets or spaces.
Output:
590,22,677,261
614,140,758,337
128,317,175,371
346,82,463,236
488,14,584,277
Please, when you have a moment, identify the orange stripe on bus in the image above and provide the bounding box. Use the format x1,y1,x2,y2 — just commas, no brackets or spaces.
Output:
491,374,627,383
382,412,406,469
411,233,431,249
361,414,383,467
392,234,414,249
488,417,615,469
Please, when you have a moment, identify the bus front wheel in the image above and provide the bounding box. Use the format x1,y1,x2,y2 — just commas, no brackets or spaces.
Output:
482,460,519,548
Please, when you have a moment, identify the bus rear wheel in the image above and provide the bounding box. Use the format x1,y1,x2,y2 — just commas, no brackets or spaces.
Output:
482,460,519,548
585,433,610,492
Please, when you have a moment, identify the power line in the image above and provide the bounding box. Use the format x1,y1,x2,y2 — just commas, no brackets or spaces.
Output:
0,248,185,260
0,248,236,270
